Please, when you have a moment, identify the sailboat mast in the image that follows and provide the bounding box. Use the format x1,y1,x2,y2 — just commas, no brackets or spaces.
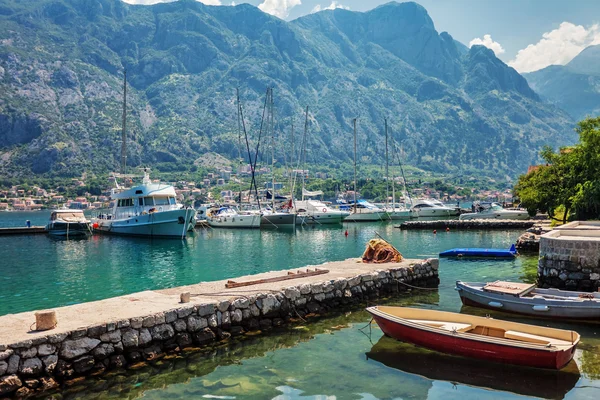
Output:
270,88,275,210
353,118,357,214
385,118,389,210
302,106,309,202
236,88,243,208
120,69,127,174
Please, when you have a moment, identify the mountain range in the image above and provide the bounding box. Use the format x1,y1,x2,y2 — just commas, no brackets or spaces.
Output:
0,0,576,178
525,45,600,121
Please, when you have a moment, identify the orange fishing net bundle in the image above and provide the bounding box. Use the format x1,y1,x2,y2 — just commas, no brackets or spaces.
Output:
362,239,402,263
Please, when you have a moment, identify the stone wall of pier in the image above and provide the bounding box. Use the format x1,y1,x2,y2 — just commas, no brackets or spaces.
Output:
538,235,600,291
0,259,439,398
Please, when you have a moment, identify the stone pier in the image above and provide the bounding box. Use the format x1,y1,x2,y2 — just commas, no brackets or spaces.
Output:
0,257,439,398
537,221,600,291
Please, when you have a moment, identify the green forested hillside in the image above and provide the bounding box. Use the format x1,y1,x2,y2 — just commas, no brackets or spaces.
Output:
0,0,575,178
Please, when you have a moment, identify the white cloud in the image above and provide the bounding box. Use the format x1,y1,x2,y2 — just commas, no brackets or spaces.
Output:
311,1,349,13
468,34,505,57
122,0,222,5
509,22,600,73
258,0,301,19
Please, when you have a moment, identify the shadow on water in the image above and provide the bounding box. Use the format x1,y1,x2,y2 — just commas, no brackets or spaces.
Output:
366,335,580,400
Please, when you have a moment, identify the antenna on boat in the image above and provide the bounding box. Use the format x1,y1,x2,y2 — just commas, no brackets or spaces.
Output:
120,69,127,175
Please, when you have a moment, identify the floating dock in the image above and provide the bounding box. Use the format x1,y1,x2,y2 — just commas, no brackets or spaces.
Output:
398,220,536,230
0,257,439,397
0,226,46,236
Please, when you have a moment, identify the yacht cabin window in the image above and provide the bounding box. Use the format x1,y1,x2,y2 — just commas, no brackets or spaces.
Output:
118,199,134,207
169,197,176,205
154,197,169,206
138,198,143,206
144,197,154,206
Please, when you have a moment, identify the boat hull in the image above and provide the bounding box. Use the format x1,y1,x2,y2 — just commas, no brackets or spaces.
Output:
261,213,296,227
46,222,90,237
296,212,348,225
414,208,458,217
207,214,261,229
386,209,419,220
457,281,600,320
344,211,388,222
94,208,197,238
367,307,577,370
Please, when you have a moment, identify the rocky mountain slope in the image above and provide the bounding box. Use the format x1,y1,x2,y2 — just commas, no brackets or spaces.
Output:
525,45,600,121
0,0,575,178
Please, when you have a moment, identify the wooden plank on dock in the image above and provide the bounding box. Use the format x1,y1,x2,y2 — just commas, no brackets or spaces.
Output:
225,268,329,288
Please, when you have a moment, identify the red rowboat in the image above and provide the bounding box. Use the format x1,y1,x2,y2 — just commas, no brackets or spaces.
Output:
366,306,580,370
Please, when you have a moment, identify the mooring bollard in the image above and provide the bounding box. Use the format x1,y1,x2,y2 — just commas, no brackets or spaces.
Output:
180,292,191,303
34,310,57,331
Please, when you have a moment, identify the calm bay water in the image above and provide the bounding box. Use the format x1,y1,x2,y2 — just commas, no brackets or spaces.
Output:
2,212,600,399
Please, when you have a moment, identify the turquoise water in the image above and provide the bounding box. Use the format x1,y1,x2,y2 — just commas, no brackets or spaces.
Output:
1,212,522,316
3,212,600,399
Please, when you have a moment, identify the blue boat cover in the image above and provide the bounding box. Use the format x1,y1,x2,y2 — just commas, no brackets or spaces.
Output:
439,244,517,258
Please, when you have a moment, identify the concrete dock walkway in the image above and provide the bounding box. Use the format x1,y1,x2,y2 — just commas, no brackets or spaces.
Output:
0,257,439,397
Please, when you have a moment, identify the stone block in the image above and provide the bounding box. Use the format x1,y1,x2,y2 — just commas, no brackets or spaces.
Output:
142,316,156,328
100,330,121,344
231,309,243,324
177,307,194,319
130,318,143,329
232,298,250,309
73,355,95,374
0,349,14,361
122,330,139,348
165,310,178,323
217,301,231,313
19,357,42,376
60,338,101,360
138,329,152,346
92,343,114,360
187,316,208,332
87,325,107,338
197,304,216,317
173,319,187,332
299,284,311,295
19,347,37,359
151,324,175,341
284,287,301,300
313,293,326,302
311,284,324,294
207,314,218,328
0,361,7,376
154,313,166,325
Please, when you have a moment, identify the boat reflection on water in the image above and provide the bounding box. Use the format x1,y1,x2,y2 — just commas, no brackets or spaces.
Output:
366,335,580,400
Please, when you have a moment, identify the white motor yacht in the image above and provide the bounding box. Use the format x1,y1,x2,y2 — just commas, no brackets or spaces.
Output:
295,199,350,225
93,170,197,238
342,200,388,222
384,203,419,220
459,202,530,220
411,199,459,217
46,209,91,237
207,206,261,228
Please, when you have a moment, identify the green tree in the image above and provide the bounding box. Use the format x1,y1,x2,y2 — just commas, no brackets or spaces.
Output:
515,117,600,223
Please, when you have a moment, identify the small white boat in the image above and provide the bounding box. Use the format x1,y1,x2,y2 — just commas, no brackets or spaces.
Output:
460,202,529,220
342,200,388,222
411,199,459,217
92,170,197,238
207,206,261,229
46,210,91,237
295,199,350,225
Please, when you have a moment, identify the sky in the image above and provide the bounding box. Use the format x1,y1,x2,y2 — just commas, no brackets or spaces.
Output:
122,0,600,73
